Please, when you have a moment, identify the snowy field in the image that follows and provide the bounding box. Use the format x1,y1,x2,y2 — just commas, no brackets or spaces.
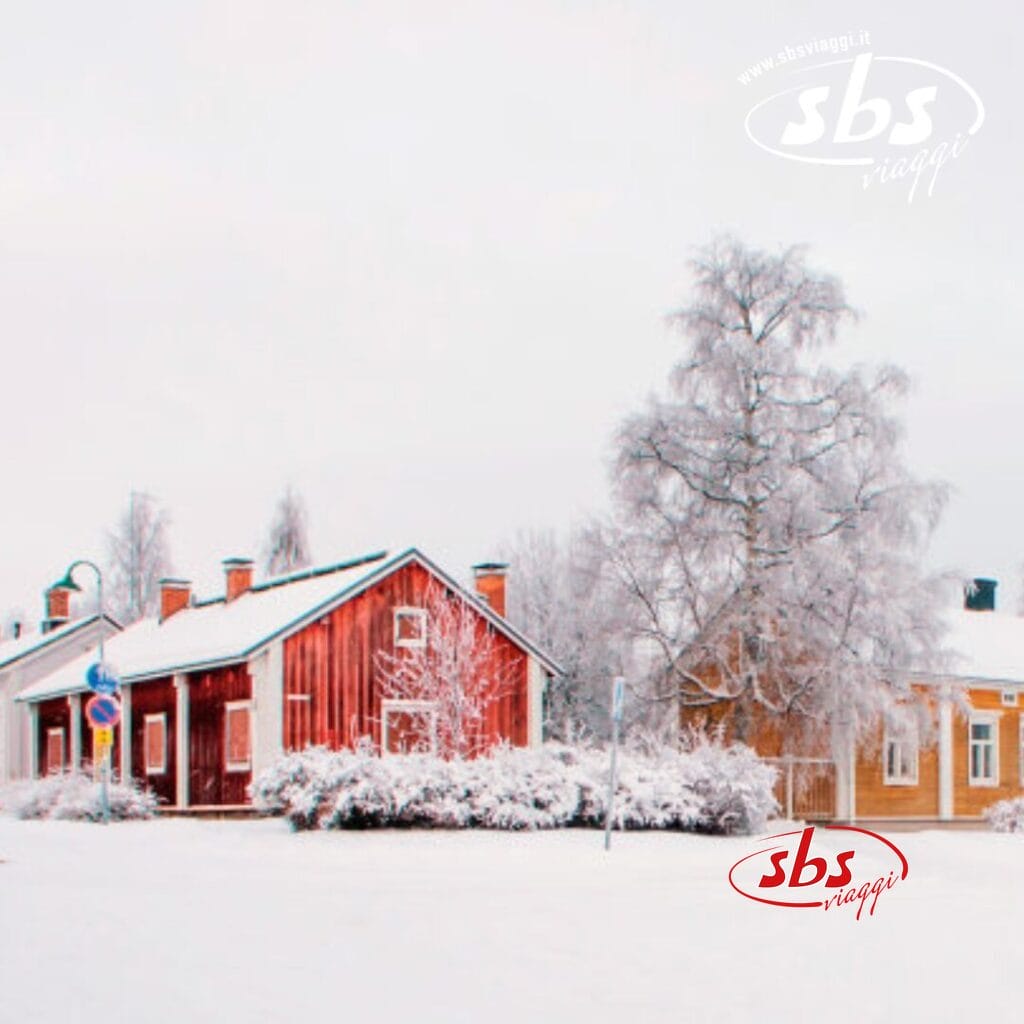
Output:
1,818,1020,1024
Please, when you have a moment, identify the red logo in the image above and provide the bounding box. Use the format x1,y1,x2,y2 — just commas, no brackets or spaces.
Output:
728,825,909,921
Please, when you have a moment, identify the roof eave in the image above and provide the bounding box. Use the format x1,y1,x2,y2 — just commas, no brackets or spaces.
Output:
240,547,564,676
15,548,564,703
0,614,122,673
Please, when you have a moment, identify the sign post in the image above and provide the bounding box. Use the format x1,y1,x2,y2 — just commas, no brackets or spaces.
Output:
53,560,113,822
604,676,625,852
85,686,121,824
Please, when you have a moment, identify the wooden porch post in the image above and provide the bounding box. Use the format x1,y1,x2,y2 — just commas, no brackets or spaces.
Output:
939,690,954,821
174,675,189,808
28,704,39,779
68,694,81,771
120,685,132,784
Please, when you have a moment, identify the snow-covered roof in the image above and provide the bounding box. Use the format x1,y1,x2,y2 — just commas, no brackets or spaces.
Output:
941,609,1024,685
0,615,119,672
15,548,562,703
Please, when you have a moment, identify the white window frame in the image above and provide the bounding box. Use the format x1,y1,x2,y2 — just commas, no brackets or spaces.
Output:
46,727,65,774
381,699,438,756
393,606,428,649
968,712,1000,787
1002,689,1019,708
143,713,167,776
882,729,919,786
224,701,253,773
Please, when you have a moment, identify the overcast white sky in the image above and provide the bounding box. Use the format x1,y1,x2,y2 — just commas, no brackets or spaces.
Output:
2,1,1020,626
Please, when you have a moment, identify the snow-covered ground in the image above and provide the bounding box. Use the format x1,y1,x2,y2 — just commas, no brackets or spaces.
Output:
1,818,1020,1023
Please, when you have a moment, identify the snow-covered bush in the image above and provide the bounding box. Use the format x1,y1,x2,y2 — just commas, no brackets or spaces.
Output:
252,740,778,835
985,797,1024,833
678,740,780,835
462,745,583,830
1,771,157,822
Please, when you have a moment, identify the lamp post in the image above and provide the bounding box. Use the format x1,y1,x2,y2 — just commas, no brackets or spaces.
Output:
52,560,110,822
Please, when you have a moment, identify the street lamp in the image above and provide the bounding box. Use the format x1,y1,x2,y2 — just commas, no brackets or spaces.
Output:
52,559,110,821
52,560,104,660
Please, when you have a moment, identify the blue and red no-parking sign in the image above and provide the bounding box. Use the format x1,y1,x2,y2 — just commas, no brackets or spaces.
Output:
85,694,122,729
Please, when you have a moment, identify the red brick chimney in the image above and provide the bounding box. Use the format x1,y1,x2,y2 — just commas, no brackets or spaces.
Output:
159,578,192,621
223,558,254,602
472,562,508,618
42,584,72,634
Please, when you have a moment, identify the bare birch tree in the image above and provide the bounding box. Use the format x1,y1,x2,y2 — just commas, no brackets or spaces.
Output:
374,582,521,759
106,491,173,624
610,236,948,750
264,487,313,577
500,527,643,740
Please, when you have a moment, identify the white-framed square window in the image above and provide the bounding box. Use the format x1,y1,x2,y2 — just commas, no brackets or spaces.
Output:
969,713,1000,786
393,607,427,649
1002,689,1019,708
144,713,167,775
381,699,437,755
45,727,65,775
224,701,253,773
883,730,919,786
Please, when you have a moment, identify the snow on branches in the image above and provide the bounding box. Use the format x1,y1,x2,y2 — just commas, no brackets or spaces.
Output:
499,527,639,741
985,797,1024,833
374,582,522,759
609,236,950,750
1,771,158,822
263,486,313,578
106,491,173,624
251,738,778,835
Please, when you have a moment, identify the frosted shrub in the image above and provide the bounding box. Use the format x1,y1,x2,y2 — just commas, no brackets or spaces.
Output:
465,745,582,830
1,771,157,822
679,740,778,835
251,744,372,830
253,739,778,835
985,797,1024,833
1,773,66,820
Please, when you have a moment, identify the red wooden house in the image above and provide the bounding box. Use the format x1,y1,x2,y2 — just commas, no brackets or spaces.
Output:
16,549,561,808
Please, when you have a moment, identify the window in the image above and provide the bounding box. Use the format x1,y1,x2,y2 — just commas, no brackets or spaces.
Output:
45,728,65,774
1002,689,1019,708
883,731,919,785
394,607,427,649
969,714,999,786
144,714,167,775
225,702,252,772
381,700,437,755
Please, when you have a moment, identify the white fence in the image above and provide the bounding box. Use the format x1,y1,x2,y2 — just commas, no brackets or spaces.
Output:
764,756,836,820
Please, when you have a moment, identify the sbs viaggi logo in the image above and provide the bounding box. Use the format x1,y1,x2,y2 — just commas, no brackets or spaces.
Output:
728,825,909,922
740,34,985,202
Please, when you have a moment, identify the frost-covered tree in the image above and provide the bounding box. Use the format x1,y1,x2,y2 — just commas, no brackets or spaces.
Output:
610,236,948,751
263,487,313,577
500,528,644,740
374,582,521,759
105,492,173,624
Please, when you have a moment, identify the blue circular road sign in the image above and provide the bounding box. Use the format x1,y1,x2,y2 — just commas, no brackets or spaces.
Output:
86,661,120,695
